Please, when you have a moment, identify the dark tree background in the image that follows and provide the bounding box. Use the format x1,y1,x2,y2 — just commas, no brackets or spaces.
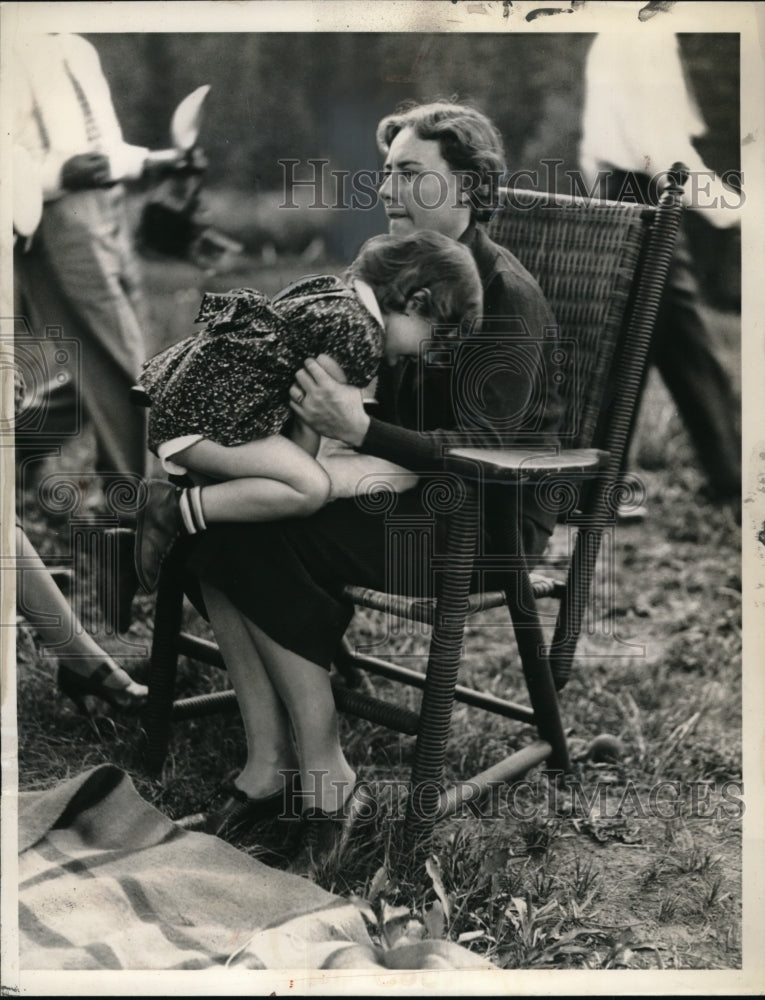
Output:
86,32,740,298
89,32,739,179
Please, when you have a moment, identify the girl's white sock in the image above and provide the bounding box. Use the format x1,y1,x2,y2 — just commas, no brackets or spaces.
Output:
178,486,207,534
189,485,207,531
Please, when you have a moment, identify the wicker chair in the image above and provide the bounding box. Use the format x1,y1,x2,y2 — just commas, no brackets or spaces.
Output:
136,165,688,855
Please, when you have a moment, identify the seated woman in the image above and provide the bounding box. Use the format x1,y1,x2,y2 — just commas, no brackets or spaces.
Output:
180,101,561,868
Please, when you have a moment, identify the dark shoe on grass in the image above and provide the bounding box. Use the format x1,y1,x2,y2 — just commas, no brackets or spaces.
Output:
202,771,302,839
205,786,297,838
57,658,148,714
291,781,376,875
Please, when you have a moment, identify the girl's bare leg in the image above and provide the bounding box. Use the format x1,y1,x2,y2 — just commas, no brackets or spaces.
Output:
135,437,331,595
174,434,330,522
200,581,299,799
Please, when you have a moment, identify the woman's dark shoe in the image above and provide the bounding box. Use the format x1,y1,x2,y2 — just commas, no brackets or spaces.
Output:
57,659,148,714
294,781,376,873
134,479,184,593
204,775,302,838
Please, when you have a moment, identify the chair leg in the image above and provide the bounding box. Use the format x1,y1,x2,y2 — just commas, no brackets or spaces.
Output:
502,537,571,776
549,523,603,690
404,486,479,857
143,557,185,774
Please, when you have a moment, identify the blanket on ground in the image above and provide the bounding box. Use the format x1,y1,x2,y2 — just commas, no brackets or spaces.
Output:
16,764,495,972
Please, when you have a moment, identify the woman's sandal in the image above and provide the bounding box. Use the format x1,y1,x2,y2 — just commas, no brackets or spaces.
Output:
57,659,148,714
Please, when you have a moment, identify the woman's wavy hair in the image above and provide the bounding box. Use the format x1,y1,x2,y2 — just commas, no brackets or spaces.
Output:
376,100,506,222
349,230,483,336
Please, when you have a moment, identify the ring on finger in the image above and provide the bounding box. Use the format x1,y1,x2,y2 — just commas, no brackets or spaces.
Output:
293,388,305,404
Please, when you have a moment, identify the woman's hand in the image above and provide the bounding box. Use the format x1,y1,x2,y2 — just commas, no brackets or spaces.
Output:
289,355,370,447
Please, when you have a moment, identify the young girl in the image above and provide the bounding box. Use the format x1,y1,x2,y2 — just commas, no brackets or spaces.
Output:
135,230,483,592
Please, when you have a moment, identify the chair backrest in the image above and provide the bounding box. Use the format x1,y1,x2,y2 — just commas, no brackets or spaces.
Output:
488,189,658,452
489,175,686,689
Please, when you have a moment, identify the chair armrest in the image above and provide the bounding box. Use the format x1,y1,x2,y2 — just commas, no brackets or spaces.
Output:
444,447,609,482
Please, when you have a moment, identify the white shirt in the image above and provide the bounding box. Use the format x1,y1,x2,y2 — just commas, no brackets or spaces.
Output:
579,30,740,227
13,33,148,200
12,145,42,237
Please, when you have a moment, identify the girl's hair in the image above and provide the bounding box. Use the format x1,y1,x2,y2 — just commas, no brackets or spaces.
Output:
376,100,505,221
349,230,483,335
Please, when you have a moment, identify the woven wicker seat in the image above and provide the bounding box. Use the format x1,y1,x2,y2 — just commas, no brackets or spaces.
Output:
136,166,687,856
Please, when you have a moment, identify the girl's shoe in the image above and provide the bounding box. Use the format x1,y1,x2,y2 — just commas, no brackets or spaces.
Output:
57,659,148,714
134,480,184,593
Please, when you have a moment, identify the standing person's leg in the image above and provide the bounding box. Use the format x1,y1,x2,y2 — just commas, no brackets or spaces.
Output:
14,240,83,456
79,332,147,481
651,232,741,498
604,170,740,500
113,188,153,337
39,190,148,479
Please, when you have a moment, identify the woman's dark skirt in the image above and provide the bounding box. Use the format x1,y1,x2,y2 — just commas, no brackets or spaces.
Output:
185,483,552,671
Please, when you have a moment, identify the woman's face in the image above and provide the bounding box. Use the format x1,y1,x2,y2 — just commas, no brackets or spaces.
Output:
378,127,471,240
382,308,433,365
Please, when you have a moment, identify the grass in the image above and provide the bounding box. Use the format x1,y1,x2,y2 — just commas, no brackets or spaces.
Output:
13,247,742,970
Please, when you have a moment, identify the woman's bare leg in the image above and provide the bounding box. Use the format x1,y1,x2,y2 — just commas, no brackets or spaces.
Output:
201,581,299,799
202,580,354,812
15,526,142,695
240,618,356,814
175,434,330,522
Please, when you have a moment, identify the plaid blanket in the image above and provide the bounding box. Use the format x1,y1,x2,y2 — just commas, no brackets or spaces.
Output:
17,764,495,973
